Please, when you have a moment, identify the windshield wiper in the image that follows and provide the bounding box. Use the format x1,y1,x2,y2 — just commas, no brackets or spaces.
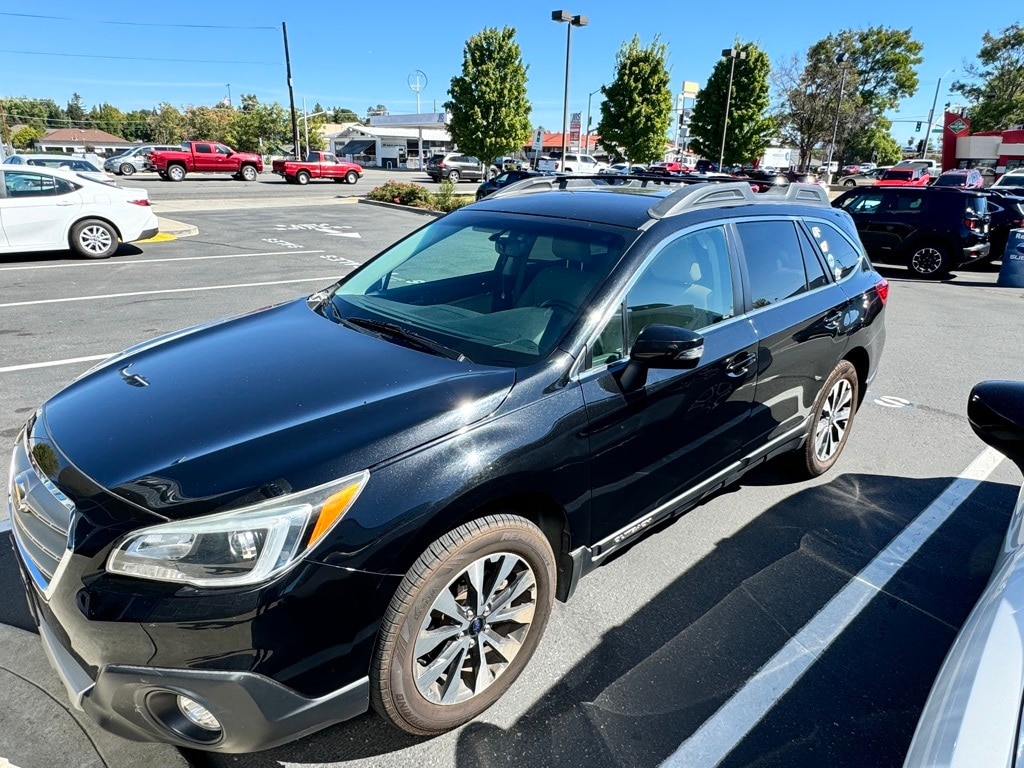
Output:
345,317,472,363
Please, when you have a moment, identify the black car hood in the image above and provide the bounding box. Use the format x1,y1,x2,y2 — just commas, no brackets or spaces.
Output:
42,299,515,519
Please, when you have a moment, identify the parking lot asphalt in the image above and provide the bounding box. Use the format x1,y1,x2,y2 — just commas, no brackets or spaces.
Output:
1,192,1022,768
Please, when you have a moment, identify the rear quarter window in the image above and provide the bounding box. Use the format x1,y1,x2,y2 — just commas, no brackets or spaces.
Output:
806,221,862,281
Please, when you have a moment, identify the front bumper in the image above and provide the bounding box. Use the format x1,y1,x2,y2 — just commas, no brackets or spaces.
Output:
38,612,369,752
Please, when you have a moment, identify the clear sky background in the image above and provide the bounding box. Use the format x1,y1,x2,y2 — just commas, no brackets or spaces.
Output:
1,2,1019,146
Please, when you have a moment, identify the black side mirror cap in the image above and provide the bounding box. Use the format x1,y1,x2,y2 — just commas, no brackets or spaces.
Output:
969,380,1024,469
618,324,704,391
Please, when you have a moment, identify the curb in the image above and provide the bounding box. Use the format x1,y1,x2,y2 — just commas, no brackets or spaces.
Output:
357,198,445,217
156,216,199,238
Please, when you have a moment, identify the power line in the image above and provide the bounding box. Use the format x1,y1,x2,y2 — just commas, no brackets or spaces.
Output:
0,49,279,66
0,12,277,31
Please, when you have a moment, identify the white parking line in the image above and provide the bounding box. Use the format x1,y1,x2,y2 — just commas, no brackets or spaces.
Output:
0,355,113,374
0,277,333,309
662,446,1005,768
0,249,326,272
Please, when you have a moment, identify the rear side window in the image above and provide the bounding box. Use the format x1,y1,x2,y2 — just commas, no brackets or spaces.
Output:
887,192,926,213
807,221,861,281
736,221,808,308
195,144,213,154
965,196,987,216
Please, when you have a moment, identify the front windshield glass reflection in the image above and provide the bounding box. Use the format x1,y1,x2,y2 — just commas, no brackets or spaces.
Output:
331,211,631,367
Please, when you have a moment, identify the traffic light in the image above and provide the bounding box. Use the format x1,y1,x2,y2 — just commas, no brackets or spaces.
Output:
916,122,922,131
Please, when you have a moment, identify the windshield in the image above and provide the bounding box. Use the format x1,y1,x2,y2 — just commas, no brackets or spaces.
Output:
329,210,633,367
994,173,1024,187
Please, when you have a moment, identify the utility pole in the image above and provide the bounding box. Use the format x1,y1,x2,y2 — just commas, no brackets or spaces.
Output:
282,22,300,157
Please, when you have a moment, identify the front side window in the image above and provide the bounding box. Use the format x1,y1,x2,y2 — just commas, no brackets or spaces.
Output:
840,192,885,214
737,220,808,309
589,226,734,367
331,211,632,367
215,145,232,155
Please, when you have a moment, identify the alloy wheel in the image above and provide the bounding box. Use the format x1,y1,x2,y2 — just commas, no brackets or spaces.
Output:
814,378,853,462
414,552,537,705
910,247,943,275
78,225,113,255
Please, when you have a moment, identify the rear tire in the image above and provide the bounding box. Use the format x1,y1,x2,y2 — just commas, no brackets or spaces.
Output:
70,219,118,259
166,164,186,182
843,179,856,187
295,170,310,185
907,242,951,279
371,514,555,736
447,170,460,183
795,360,859,478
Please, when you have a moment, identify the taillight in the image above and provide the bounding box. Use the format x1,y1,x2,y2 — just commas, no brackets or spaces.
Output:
437,162,445,168
128,199,151,206
875,278,889,306
964,218,979,230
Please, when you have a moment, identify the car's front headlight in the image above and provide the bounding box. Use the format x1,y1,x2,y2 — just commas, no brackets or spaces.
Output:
107,470,368,588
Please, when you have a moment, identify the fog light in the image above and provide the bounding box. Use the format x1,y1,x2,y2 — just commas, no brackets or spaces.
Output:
177,695,221,731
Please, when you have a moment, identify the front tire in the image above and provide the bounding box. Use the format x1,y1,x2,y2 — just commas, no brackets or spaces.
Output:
843,179,856,187
240,164,258,181
797,360,858,478
119,163,135,176
371,514,555,736
70,219,118,259
345,170,359,184
447,170,460,183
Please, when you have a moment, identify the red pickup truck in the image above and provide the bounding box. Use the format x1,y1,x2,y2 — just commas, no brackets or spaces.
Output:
148,141,263,182
271,151,363,185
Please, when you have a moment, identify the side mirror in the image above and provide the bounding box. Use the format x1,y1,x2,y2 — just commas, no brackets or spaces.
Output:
618,324,704,391
968,381,1024,469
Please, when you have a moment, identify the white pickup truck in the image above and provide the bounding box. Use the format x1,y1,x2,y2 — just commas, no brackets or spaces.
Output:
537,153,605,173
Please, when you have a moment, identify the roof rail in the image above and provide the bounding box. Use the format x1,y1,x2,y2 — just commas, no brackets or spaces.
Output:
648,182,758,218
764,182,832,206
487,173,695,199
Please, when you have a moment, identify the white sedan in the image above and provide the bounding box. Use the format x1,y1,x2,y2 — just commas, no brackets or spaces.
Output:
0,165,158,259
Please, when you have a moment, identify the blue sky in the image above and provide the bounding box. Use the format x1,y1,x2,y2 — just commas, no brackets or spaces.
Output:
1,2,1019,144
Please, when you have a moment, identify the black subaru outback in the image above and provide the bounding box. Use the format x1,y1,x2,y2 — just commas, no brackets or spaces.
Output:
8,178,886,751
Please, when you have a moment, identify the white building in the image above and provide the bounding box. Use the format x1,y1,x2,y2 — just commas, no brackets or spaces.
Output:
327,113,453,169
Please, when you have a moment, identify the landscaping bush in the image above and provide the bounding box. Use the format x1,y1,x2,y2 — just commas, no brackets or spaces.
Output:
366,180,433,208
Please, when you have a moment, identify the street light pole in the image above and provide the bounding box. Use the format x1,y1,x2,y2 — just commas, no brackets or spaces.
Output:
584,86,601,154
922,68,954,159
825,52,851,184
552,11,588,166
718,47,746,172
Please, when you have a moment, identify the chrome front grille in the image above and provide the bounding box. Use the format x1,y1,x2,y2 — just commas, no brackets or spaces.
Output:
8,435,74,594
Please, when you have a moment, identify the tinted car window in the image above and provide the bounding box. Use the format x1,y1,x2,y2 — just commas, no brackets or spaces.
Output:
886,192,926,213
4,170,63,197
195,144,213,154
807,221,861,281
840,191,885,214
737,220,808,308
622,225,734,349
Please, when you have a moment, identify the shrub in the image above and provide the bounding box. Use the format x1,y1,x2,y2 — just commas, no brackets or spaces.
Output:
366,180,433,208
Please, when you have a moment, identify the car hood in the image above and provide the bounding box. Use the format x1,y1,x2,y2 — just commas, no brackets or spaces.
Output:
41,299,515,519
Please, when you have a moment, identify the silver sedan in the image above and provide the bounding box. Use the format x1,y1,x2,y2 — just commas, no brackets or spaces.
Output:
836,167,889,187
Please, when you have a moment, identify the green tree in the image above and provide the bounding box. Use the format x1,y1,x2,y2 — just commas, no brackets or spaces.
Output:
11,124,44,149
227,94,289,152
121,109,156,142
444,26,532,166
840,26,923,112
597,35,673,164
332,107,361,123
954,23,1024,131
66,93,86,127
88,103,125,137
148,103,186,144
843,118,903,165
689,40,774,166
183,105,233,142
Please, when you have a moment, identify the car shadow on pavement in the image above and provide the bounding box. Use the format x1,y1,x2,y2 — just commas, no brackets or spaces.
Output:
449,471,1017,768
183,470,1017,768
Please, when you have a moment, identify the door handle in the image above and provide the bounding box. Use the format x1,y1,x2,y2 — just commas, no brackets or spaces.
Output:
55,201,75,206
726,352,756,377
